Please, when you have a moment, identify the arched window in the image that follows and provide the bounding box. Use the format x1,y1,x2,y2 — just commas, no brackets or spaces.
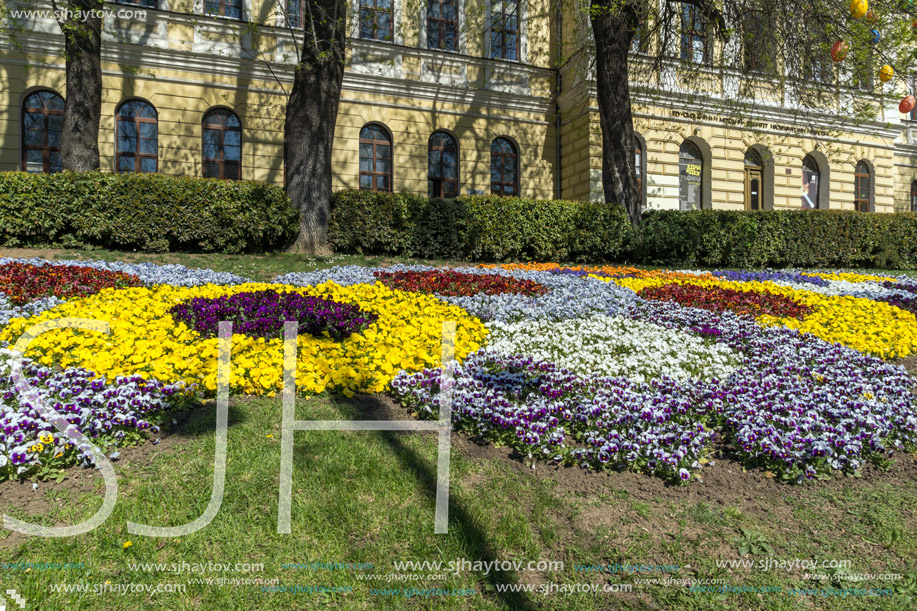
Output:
427,0,457,51
21,90,64,174
911,180,917,212
678,140,703,210
116,100,157,174
854,161,872,212
204,0,242,19
802,155,820,209
428,131,458,198
490,138,517,196
359,124,392,192
360,0,393,41
490,0,519,60
744,149,762,211
202,108,241,180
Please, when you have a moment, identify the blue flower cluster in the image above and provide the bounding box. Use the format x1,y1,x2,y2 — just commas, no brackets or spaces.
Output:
0,257,252,287
711,270,830,287
0,350,192,481
392,352,715,482
391,274,917,483
278,265,639,322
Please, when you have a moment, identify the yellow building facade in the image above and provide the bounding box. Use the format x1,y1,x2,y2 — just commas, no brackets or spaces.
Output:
1,0,916,212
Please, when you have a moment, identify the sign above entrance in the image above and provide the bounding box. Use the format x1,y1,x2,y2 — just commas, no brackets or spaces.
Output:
669,110,832,138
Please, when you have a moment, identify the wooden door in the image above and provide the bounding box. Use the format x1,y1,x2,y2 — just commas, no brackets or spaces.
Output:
745,169,762,210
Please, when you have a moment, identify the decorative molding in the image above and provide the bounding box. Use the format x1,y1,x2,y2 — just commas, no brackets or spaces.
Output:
0,39,553,117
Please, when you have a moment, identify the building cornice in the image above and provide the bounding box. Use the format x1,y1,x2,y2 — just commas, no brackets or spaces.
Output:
0,34,554,116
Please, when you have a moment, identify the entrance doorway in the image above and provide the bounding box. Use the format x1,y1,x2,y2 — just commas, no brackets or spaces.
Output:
744,150,762,210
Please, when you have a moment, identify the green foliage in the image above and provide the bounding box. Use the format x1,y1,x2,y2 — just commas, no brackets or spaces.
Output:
332,190,917,269
0,172,299,253
328,190,633,262
633,209,917,269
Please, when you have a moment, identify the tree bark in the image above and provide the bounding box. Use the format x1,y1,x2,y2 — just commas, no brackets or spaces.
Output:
284,1,347,254
59,0,103,172
590,1,642,227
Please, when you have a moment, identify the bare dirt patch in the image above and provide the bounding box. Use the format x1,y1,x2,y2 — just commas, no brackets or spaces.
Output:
0,406,203,550
0,248,77,261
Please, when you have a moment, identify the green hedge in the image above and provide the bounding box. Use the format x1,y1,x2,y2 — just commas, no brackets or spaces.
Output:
330,189,917,268
328,190,632,262
0,171,299,253
634,209,917,269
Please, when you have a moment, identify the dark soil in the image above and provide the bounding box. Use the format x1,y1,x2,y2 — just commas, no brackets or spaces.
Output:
0,406,202,550
342,393,917,533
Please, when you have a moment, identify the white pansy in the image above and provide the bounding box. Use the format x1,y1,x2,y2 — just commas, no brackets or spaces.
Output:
484,314,740,382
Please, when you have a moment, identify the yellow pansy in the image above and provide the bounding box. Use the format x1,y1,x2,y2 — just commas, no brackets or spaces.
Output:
1,282,487,397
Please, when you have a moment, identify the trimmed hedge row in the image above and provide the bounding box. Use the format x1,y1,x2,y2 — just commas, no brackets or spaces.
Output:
636,209,917,269
328,190,632,262
0,172,299,253
330,189,917,268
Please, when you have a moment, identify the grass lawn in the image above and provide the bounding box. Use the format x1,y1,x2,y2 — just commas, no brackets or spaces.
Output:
1,247,916,610
3,394,915,610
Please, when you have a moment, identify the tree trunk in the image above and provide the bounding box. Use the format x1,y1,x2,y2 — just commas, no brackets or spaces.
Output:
590,1,641,227
60,0,103,172
284,1,347,254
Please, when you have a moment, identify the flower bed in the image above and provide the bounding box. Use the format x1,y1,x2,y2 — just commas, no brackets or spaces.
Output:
1,281,487,396
639,283,811,319
2,257,916,486
373,269,548,297
170,290,378,341
484,314,740,382
0,349,191,482
0,262,142,306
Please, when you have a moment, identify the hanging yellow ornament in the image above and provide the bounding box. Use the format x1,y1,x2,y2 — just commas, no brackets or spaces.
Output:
879,64,894,82
850,0,868,18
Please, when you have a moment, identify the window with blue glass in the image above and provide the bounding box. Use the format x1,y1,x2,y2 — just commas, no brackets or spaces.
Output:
116,0,158,7
490,138,517,196
21,90,64,174
680,3,709,64
490,0,519,60
359,124,392,192
204,0,241,19
427,0,457,51
428,132,458,198
116,100,158,174
203,108,242,180
361,0,393,41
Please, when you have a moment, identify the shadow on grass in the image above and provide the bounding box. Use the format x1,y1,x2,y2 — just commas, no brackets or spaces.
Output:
328,395,537,611
165,399,248,438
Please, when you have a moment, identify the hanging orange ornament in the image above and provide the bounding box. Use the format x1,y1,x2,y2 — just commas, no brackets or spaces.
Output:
900,95,916,114
831,40,849,61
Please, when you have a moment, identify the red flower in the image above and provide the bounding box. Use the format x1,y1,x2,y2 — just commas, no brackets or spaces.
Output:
0,263,142,305
639,284,811,320
373,270,548,297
